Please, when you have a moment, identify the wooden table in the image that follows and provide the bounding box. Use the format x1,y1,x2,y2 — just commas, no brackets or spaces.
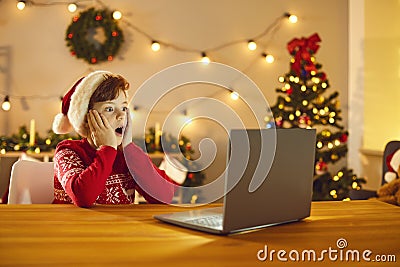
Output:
0,200,399,266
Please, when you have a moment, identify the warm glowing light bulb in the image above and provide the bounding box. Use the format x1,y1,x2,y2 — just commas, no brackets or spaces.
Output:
2,96,10,111
151,41,160,51
230,91,239,100
68,3,77,13
247,40,257,51
288,14,298,23
17,1,26,10
264,54,275,63
201,52,210,64
112,10,122,20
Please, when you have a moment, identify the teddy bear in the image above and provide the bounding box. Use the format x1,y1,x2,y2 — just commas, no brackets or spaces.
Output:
376,149,400,206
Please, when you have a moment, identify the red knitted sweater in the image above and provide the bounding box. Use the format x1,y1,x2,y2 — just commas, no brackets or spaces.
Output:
53,139,175,207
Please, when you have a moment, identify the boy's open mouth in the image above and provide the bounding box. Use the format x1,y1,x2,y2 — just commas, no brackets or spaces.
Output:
115,127,123,135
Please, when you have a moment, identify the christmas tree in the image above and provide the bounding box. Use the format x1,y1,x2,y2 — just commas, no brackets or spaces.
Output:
270,33,366,201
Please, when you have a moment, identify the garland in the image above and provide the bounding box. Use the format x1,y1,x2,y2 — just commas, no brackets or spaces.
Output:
0,126,205,189
65,7,124,64
0,126,79,154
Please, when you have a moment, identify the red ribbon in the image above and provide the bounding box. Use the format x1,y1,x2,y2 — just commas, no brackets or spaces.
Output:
287,33,321,76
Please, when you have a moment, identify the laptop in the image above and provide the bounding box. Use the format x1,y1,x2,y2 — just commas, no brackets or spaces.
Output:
154,128,316,235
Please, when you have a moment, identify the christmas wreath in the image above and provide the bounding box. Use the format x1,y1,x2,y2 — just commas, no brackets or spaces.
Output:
65,7,124,64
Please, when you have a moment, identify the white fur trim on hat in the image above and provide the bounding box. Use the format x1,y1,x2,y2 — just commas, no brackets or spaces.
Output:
68,70,112,137
52,113,73,134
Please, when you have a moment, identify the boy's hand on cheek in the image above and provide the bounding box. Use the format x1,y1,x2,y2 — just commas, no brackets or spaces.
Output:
122,109,133,148
88,110,118,149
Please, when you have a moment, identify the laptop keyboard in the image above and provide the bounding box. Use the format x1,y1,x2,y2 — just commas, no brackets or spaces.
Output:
185,214,223,229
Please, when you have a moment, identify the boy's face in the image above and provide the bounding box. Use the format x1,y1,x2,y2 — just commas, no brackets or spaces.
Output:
91,92,128,145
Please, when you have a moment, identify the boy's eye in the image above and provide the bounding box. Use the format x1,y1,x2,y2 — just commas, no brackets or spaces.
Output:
105,107,114,112
122,107,128,112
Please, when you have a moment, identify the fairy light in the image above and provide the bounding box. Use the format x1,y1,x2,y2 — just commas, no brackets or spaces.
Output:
278,76,285,83
67,3,77,13
151,41,161,51
16,1,26,10
247,40,257,51
201,52,210,64
262,53,275,63
230,91,239,101
352,182,358,189
317,141,323,149
4,9,299,107
284,13,298,24
2,96,11,111
312,77,320,83
112,10,122,20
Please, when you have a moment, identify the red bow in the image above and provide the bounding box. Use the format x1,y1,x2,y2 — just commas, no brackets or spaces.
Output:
287,33,321,76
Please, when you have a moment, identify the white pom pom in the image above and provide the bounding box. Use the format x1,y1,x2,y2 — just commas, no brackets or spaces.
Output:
52,113,72,134
384,172,397,183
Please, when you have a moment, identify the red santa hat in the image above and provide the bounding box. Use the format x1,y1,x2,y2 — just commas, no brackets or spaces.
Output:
384,149,400,183
52,70,112,137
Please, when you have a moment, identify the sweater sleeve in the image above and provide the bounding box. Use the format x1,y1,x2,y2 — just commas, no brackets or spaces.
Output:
123,143,175,204
54,145,117,207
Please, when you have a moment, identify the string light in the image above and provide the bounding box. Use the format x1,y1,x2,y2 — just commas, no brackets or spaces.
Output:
67,3,77,13
262,53,275,63
247,40,257,51
201,52,210,64
151,41,161,52
2,96,11,111
16,1,26,10
284,12,298,24
8,3,299,104
230,91,239,101
112,10,122,20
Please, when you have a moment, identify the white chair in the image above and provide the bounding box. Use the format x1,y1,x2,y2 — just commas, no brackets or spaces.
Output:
7,160,54,204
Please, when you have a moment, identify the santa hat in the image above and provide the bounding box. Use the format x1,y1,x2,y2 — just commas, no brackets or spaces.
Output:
384,149,400,183
52,70,112,137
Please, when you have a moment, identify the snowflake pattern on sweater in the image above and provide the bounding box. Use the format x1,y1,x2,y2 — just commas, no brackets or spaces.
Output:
53,139,173,206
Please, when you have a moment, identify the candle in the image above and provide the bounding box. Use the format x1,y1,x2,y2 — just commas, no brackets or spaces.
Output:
29,119,35,146
155,122,160,149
